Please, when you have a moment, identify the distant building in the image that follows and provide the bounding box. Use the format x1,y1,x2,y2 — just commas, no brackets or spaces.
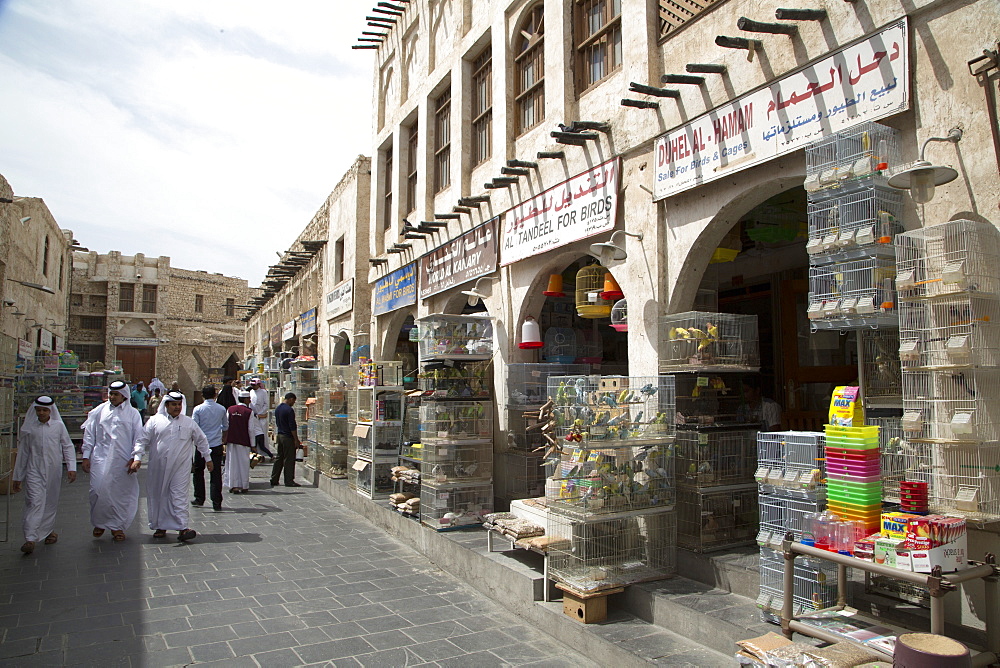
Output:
68,250,254,399
0,173,75,353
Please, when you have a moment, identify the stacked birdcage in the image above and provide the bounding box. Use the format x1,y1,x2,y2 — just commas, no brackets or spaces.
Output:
755,430,829,623
542,374,677,594
659,312,760,372
347,360,403,499
758,546,839,623
501,363,588,505
805,122,903,332
895,219,1000,522
861,329,903,403
0,334,15,492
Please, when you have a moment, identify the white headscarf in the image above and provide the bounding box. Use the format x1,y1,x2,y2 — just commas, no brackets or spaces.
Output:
159,390,187,417
148,377,168,394
237,390,252,399
83,380,130,431
20,396,64,435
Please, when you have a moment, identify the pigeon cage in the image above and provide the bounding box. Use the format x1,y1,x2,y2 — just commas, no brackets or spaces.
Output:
659,311,760,371
575,264,614,319
543,327,578,364
610,299,628,332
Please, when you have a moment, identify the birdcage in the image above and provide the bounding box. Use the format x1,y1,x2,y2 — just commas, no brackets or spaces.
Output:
546,375,677,446
419,481,493,530
575,327,603,364
500,450,549,501
672,372,753,427
676,483,758,552
351,420,402,460
807,257,898,330
417,360,491,399
895,220,1000,302
546,506,677,593
348,458,395,499
925,443,1000,521
610,299,628,332
803,135,839,197
542,328,578,364
416,314,494,360
659,311,760,371
836,121,901,190
868,416,906,502
861,329,902,400
506,363,589,408
806,188,904,258
902,369,1000,442
754,431,826,495
575,265,614,319
757,547,840,622
675,427,757,487
757,492,827,550
897,296,1000,369
420,438,493,484
419,401,492,441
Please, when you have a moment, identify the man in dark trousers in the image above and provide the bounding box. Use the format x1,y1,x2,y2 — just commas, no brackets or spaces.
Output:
191,386,228,510
270,393,301,488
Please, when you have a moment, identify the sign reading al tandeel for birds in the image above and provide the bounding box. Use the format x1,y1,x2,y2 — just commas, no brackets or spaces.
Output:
500,157,619,266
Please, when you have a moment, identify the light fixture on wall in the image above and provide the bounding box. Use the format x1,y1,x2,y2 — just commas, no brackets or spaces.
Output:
6,278,56,294
589,230,644,263
887,127,963,203
518,316,543,349
460,277,497,306
19,216,30,225
2,299,14,307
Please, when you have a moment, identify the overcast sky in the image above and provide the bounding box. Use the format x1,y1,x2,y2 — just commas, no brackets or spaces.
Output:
0,0,375,288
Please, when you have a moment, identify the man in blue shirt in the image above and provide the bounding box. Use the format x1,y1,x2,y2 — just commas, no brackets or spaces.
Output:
191,386,229,510
270,393,301,488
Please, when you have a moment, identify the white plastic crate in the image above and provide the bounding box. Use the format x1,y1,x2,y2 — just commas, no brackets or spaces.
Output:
676,428,757,487
416,314,494,360
659,312,759,371
546,507,677,593
807,256,897,330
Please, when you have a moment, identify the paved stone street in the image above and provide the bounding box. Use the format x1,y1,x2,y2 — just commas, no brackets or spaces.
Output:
0,466,594,667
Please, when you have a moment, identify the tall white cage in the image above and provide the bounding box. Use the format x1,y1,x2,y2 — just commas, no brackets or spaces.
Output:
807,257,897,330
546,507,677,593
895,219,1000,302
806,188,904,258
861,329,903,402
803,121,901,198
898,297,1000,370
659,312,760,371
758,547,840,622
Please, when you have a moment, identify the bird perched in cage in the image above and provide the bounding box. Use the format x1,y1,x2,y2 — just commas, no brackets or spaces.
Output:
574,377,587,404
640,383,658,397
599,394,617,409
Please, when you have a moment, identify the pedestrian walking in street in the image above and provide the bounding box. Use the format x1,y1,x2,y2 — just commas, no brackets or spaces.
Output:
12,396,77,554
217,377,237,409
147,387,163,415
249,377,274,460
81,380,143,542
148,377,167,395
270,392,301,488
223,391,254,493
191,385,228,511
130,391,212,542
131,381,149,420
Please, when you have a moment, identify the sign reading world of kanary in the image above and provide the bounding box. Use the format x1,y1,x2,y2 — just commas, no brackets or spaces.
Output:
500,157,620,266
372,263,417,316
653,19,908,201
419,218,498,299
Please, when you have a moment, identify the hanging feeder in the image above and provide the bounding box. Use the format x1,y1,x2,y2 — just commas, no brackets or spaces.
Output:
543,274,566,297
610,299,628,332
543,327,577,363
575,264,613,318
599,272,624,300
518,316,544,349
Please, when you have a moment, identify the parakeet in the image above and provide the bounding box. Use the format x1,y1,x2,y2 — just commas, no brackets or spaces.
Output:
556,382,568,404
640,383,658,397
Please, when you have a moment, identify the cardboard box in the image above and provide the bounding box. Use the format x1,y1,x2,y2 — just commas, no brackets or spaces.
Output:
874,537,902,568
909,533,968,573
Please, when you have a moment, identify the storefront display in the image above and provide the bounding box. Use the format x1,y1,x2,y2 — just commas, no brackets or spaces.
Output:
347,360,403,499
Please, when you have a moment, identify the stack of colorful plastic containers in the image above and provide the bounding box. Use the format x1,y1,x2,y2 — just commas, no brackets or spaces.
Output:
824,425,881,534
899,481,929,514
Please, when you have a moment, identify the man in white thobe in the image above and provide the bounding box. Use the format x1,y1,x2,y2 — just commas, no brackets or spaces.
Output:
130,391,212,542
249,377,274,460
81,380,143,541
223,391,255,493
12,396,77,554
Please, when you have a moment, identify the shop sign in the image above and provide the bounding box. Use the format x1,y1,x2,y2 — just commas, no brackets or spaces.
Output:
260,334,268,350
653,19,909,201
420,219,498,298
113,336,159,347
18,338,34,359
325,279,354,318
372,263,417,316
282,320,296,341
300,308,317,336
500,157,619,266
39,329,54,351
269,324,281,347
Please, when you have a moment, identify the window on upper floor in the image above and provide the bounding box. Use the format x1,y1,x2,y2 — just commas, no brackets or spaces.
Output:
195,294,204,313
471,46,493,165
80,316,105,330
383,146,394,232
334,235,345,284
142,286,157,313
515,5,545,135
434,88,451,192
43,236,50,277
226,298,235,317
577,0,622,92
119,283,134,312
406,122,419,213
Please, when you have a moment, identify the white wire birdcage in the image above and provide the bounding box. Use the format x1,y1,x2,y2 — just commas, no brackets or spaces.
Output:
755,431,826,496
610,299,628,332
757,547,840,621
804,135,839,197
836,121,901,190
902,369,1000,442
500,450,549,501
506,363,589,408
419,481,493,530
806,188,904,257
416,314,494,360
676,428,757,487
868,416,908,502
659,311,760,371
676,483,758,552
546,507,677,593
757,492,827,550
895,220,1000,302
807,257,897,330
898,297,1000,370
861,329,902,400
542,327,578,364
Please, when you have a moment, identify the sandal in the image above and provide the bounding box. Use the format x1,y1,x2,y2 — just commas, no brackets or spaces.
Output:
93,527,105,537
44,533,58,545
153,529,167,538
111,531,126,542
21,541,35,554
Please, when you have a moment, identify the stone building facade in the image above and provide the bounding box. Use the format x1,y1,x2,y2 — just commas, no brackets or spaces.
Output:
67,250,253,400
0,174,75,353
245,156,372,369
